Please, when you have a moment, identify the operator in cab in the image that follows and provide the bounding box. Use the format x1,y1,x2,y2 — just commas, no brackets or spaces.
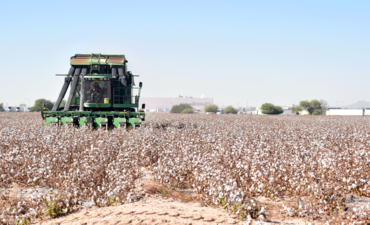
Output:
88,82,101,103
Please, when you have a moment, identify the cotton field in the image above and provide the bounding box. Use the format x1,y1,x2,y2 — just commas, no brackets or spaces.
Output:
1,112,370,224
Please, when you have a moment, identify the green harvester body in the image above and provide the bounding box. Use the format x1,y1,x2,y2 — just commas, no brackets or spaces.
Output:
42,53,145,129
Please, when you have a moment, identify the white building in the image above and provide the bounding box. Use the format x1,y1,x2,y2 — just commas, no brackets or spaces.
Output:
3,106,30,112
139,96,214,113
328,108,370,116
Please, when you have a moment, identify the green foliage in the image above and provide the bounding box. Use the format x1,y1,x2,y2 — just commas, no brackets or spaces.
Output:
30,99,66,111
219,197,228,209
19,103,27,106
30,99,54,111
310,99,321,110
312,109,322,115
170,103,192,113
218,197,263,220
293,99,326,115
224,105,237,114
181,108,194,113
16,218,29,225
291,104,300,115
261,103,283,115
204,104,219,113
42,192,77,218
107,196,117,206
0,103,4,112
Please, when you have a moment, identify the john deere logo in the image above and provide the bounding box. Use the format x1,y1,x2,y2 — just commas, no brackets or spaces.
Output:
96,104,99,107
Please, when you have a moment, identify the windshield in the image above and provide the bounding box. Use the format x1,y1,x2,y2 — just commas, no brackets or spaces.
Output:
83,80,111,104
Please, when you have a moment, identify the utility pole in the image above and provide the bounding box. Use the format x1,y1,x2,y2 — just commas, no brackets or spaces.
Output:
25,98,30,107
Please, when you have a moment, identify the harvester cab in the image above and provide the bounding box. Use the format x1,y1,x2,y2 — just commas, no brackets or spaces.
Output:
41,53,145,129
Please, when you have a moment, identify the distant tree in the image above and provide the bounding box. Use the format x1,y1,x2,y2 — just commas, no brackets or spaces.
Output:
204,104,219,113
298,100,312,114
291,104,300,115
170,105,181,113
170,103,192,113
274,106,284,114
293,99,326,115
181,108,193,113
261,103,283,115
30,99,54,111
0,103,4,112
19,103,27,106
312,109,322,115
224,105,238,114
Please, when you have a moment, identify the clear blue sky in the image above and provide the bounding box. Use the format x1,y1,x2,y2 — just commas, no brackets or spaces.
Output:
0,0,369,108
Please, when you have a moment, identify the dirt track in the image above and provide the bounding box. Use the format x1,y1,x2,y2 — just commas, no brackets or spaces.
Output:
40,168,310,225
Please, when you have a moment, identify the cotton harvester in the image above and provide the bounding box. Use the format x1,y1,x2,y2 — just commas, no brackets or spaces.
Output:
41,53,145,129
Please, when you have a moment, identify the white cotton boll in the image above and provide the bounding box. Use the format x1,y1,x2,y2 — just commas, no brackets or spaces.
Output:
259,206,266,214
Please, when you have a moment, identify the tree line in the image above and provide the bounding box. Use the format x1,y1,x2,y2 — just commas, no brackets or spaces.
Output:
170,99,328,115
28,99,67,111
1,99,328,115
170,103,239,114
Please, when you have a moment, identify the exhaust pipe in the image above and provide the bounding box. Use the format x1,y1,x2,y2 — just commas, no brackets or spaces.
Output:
112,66,117,78
118,67,127,87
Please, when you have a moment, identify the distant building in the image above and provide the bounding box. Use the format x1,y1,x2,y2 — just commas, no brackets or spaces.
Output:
139,96,214,113
327,108,370,116
3,106,30,112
